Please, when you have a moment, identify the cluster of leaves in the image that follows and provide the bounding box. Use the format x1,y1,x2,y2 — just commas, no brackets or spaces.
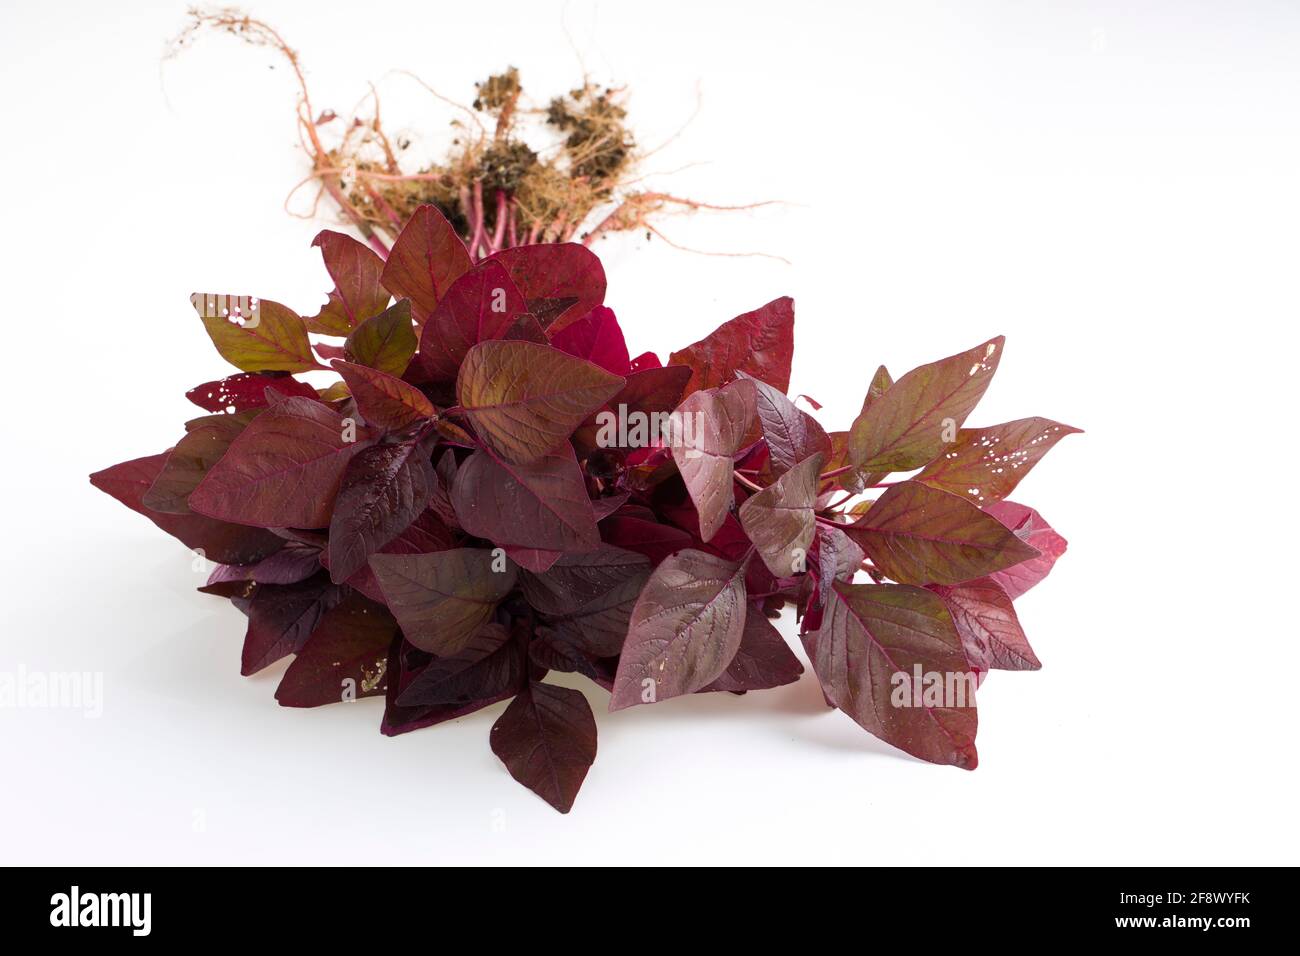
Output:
92,205,1076,811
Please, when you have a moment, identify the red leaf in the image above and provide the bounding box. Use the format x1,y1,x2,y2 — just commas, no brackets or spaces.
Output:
668,378,758,541
983,501,1068,599
239,574,343,675
457,340,624,465
450,447,599,552
929,577,1040,671
914,417,1081,505
368,548,517,655
487,243,606,332
90,453,284,565
332,360,434,431
326,437,435,583
418,260,529,381
189,396,374,529
668,296,795,394
550,306,631,375
701,608,803,693
811,582,977,768
185,373,317,413
846,480,1040,586
848,337,1003,472
305,230,391,335
380,205,474,322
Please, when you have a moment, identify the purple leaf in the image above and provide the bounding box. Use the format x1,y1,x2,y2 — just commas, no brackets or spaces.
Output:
327,437,435,583
490,681,598,813
368,548,517,655
609,549,748,710
275,593,396,706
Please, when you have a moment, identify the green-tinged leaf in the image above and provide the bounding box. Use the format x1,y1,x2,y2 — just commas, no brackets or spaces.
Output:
914,417,1081,504
848,337,1003,472
343,300,417,377
189,397,373,528
275,593,396,706
332,359,434,431
667,378,758,542
668,296,795,394
380,204,473,322
193,296,320,373
458,340,625,464
490,682,598,813
930,577,1040,671
326,437,435,583
450,447,599,552
826,365,892,493
845,480,1039,586
738,453,823,577
738,371,831,477
812,581,977,768
609,549,748,710
368,548,517,655
305,230,391,335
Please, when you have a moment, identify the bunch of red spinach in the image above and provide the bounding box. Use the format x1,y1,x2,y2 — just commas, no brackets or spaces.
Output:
92,205,1076,811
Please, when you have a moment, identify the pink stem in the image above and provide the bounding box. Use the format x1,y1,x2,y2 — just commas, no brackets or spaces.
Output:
491,190,508,252
469,181,486,259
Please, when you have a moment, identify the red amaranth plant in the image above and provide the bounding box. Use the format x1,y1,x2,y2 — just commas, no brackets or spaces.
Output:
92,206,1077,811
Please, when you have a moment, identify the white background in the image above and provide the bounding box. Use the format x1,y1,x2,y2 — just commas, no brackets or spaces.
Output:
2,0,1297,865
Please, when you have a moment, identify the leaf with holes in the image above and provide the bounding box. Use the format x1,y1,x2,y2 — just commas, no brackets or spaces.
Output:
848,337,1003,472
194,297,321,373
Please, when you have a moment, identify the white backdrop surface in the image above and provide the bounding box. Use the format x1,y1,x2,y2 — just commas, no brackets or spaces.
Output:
1,0,1296,865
